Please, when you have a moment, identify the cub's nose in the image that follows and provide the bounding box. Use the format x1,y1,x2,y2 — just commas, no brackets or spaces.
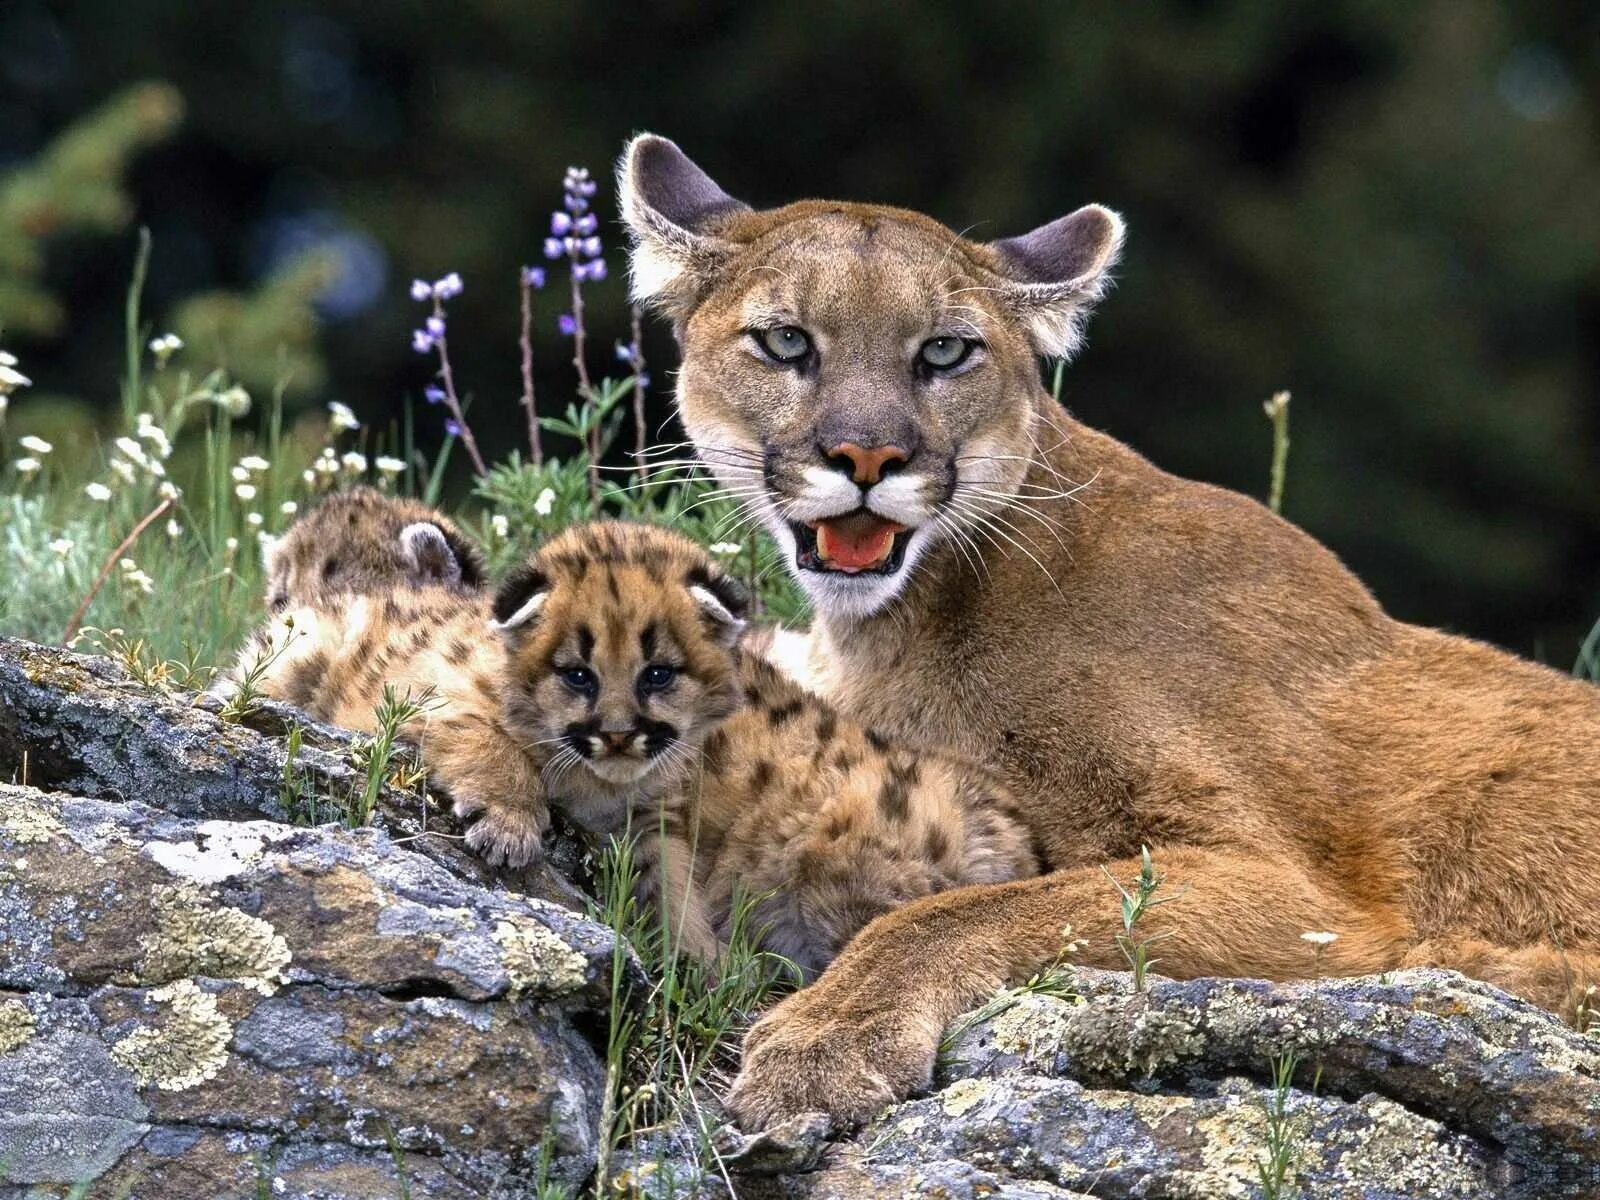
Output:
825,442,910,485
598,730,634,754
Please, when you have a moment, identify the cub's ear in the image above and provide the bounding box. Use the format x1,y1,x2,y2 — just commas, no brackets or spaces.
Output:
399,521,484,589
490,563,551,637
617,133,749,321
686,564,750,646
986,204,1125,360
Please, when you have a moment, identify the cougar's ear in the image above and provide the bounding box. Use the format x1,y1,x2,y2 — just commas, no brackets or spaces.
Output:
685,563,750,646
490,563,551,637
618,133,749,320
399,520,487,590
987,205,1125,360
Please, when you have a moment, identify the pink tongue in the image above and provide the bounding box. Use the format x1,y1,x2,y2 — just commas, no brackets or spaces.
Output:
815,518,901,571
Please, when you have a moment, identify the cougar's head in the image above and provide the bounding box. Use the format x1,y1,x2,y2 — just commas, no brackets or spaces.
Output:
619,134,1123,621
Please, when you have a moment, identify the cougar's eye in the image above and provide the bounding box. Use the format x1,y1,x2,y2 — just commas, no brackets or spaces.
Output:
559,666,597,694
755,326,812,364
639,664,678,694
919,336,974,370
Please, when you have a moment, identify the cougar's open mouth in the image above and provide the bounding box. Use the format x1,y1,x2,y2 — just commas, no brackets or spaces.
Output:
791,512,910,576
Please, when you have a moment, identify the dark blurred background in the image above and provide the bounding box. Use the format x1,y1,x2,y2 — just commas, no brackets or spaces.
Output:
3,0,1597,663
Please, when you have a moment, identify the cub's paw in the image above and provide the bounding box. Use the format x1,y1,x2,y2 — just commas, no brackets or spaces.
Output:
726,990,938,1130
458,799,548,868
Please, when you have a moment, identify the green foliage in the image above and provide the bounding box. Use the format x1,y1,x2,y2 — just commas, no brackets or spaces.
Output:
591,828,798,1192
1256,1050,1309,1200
0,83,182,337
348,684,434,827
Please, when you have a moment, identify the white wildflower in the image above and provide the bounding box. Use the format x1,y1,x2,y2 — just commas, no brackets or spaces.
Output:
1301,931,1339,948
490,513,509,538
158,481,181,502
280,501,298,516
328,401,359,432
340,451,367,474
18,435,52,455
136,422,173,459
85,482,113,502
13,457,40,475
231,465,249,482
115,437,148,465
166,520,183,539
124,568,155,594
49,538,74,557
238,455,270,472
0,351,16,365
147,333,184,367
217,386,251,417
302,469,317,486
708,542,742,556
235,482,258,501
246,511,263,528
533,487,556,517
224,536,239,553
374,455,405,475
109,459,137,484
0,362,31,395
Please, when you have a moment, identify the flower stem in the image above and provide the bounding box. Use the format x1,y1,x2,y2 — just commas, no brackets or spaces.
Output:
431,298,488,478
630,305,649,485
568,269,598,510
519,275,542,467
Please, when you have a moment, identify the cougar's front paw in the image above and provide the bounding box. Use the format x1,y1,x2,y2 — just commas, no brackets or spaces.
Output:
459,799,547,868
726,989,938,1130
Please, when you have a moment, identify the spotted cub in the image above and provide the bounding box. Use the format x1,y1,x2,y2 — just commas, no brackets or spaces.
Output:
215,489,550,865
492,521,1039,976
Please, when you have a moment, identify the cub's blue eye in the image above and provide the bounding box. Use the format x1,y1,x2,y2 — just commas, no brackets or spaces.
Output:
639,664,678,693
757,326,812,363
919,336,973,370
560,666,596,693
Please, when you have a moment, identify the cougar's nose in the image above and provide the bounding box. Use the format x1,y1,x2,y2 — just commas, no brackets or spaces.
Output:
824,442,911,485
598,730,634,753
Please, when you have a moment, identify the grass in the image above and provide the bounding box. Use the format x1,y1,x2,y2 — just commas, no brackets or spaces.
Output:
1102,845,1183,992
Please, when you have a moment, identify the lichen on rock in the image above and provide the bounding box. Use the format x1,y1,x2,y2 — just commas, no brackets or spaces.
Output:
134,880,292,994
0,997,37,1054
492,913,591,997
109,977,233,1091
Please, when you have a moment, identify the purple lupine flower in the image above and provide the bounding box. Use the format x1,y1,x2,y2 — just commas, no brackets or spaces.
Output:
521,265,546,289
444,419,462,437
550,212,573,236
543,237,564,260
558,313,577,336
424,385,445,405
615,341,634,364
564,193,587,214
574,214,598,236
587,259,607,281
638,372,651,390
580,236,602,259
411,329,435,354
410,279,433,302
434,272,464,299
425,315,446,338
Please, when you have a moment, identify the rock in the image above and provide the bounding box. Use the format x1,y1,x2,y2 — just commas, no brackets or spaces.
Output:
0,634,586,907
744,968,1599,1199
0,784,627,1198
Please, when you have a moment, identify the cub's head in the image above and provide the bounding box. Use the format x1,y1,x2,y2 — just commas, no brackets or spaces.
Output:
492,522,747,808
619,133,1123,620
264,487,485,612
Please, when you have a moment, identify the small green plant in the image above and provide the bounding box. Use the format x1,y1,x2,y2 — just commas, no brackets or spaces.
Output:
215,621,299,723
277,723,323,825
347,684,435,827
1263,390,1291,515
1102,845,1181,991
1256,1048,1307,1199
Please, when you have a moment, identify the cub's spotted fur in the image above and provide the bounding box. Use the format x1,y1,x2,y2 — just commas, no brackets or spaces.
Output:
217,489,549,865
493,521,1038,975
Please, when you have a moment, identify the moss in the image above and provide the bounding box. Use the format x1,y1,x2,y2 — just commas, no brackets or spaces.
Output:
492,915,588,998
0,997,37,1055
109,978,232,1091
134,881,291,994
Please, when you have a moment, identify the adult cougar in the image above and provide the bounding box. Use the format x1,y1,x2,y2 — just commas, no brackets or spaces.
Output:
618,133,1600,1128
